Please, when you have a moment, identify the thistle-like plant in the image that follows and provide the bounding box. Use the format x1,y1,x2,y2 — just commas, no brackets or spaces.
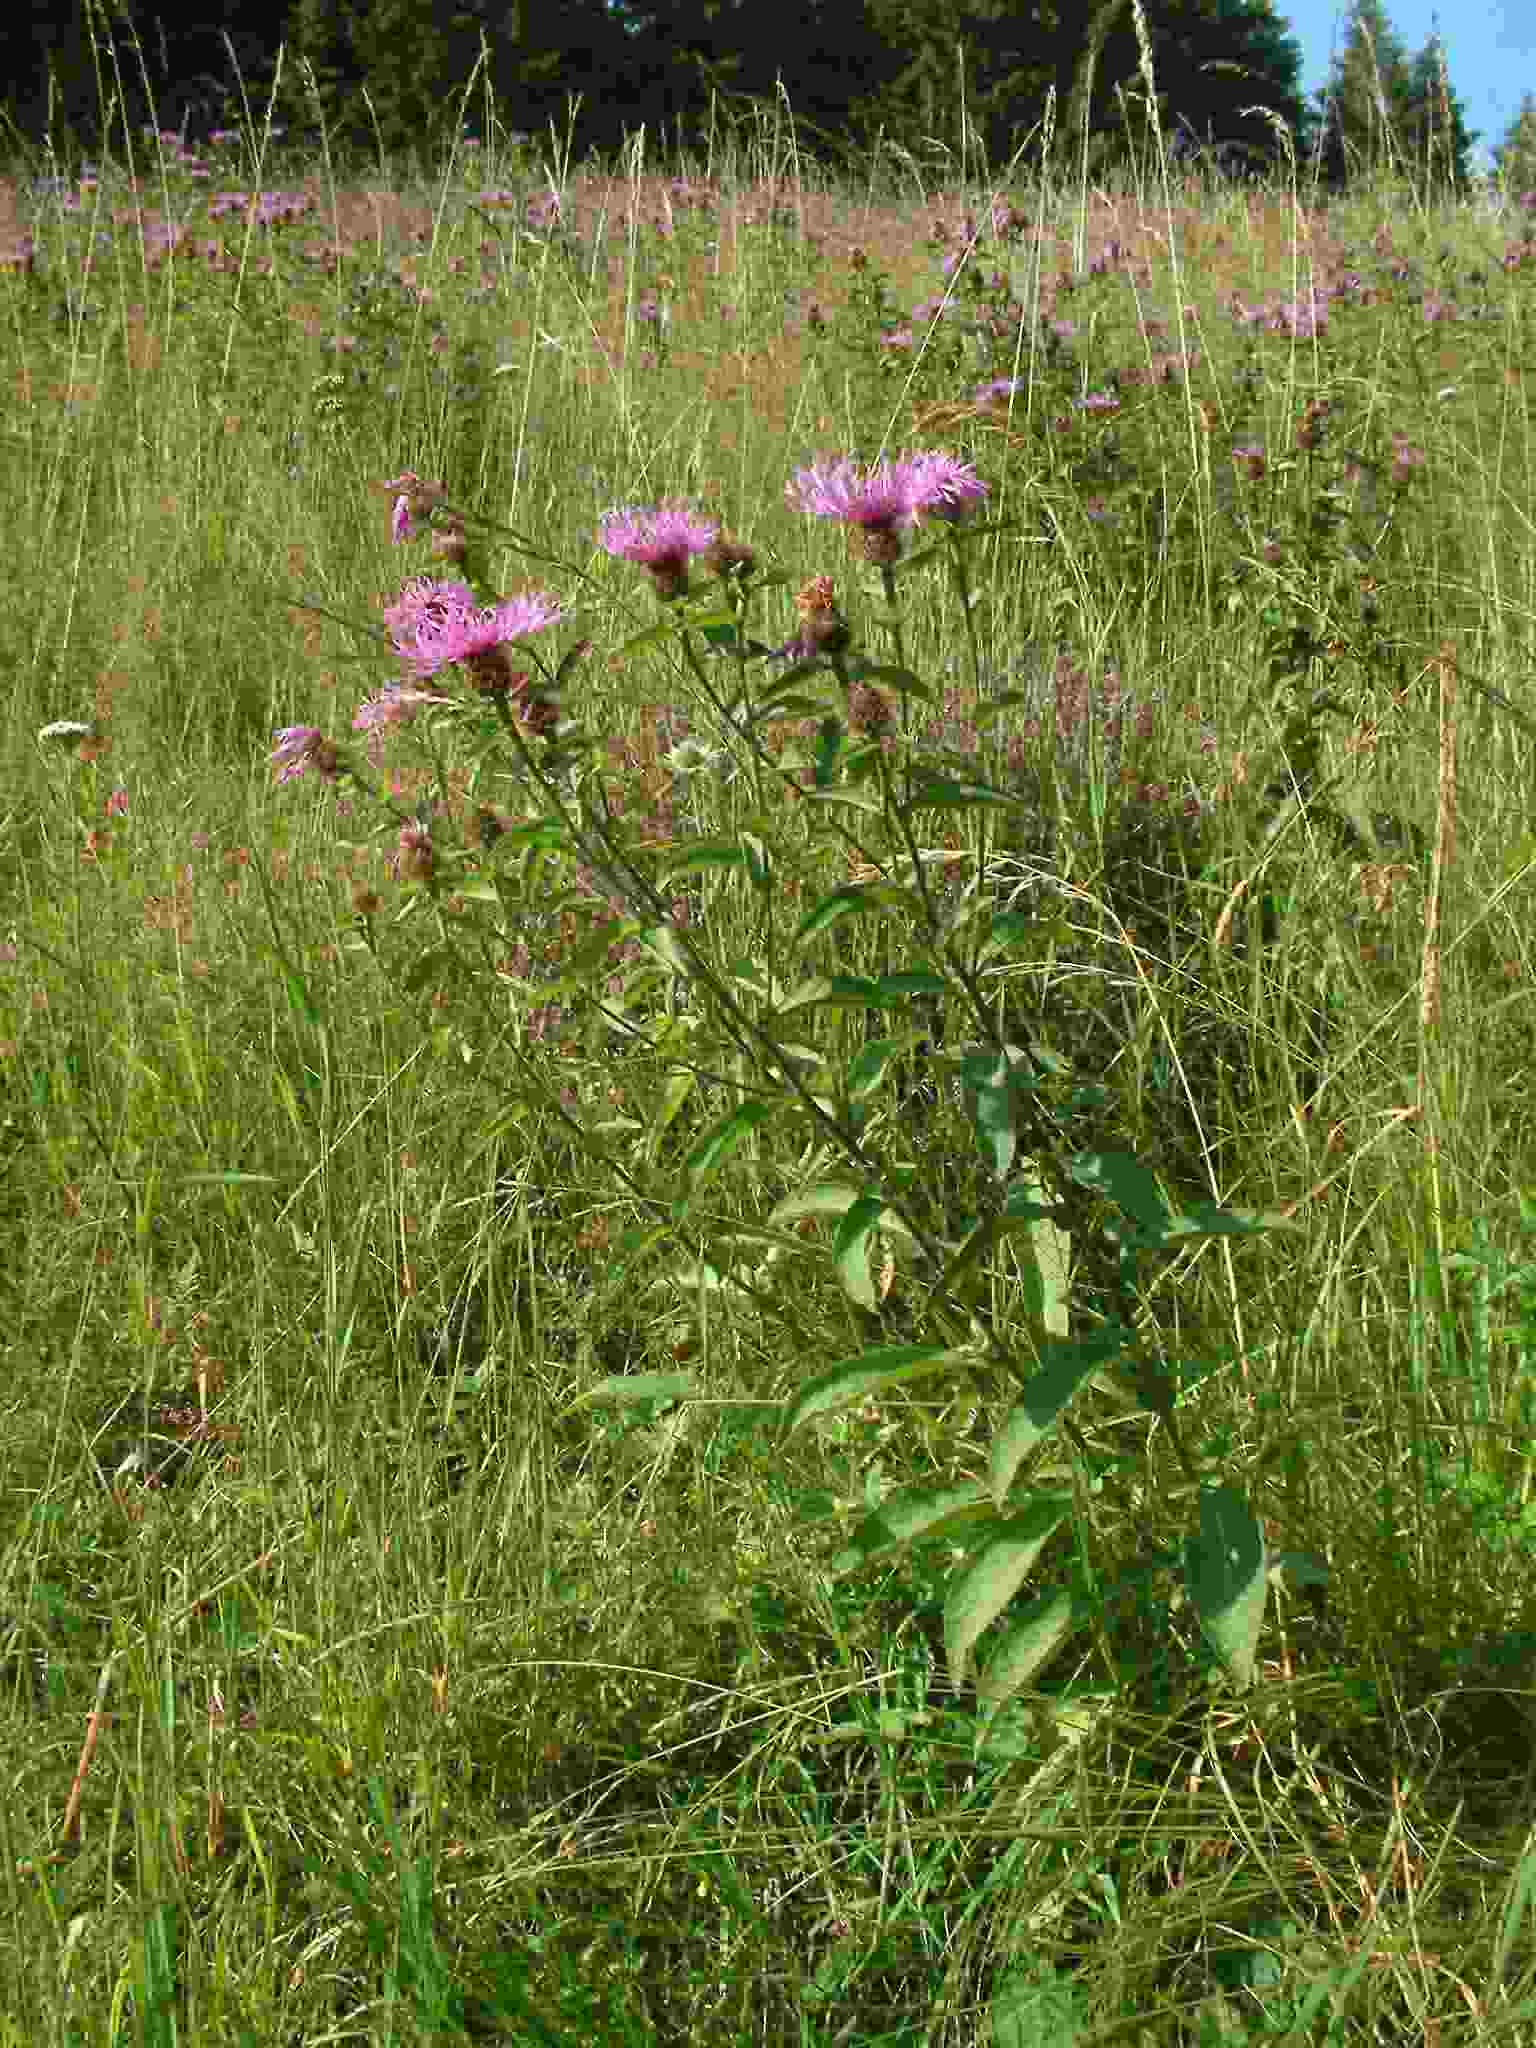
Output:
271,456,1318,1737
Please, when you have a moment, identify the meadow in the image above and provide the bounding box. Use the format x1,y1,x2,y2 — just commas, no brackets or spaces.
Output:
3,64,1536,2047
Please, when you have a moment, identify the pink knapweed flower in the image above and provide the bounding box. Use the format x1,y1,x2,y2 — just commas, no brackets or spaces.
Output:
269,726,340,782
105,787,129,816
785,456,925,564
599,501,719,597
401,592,565,682
907,451,989,522
383,471,449,543
382,576,478,659
353,686,452,734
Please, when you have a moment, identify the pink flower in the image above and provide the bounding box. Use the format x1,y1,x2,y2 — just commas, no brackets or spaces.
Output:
269,726,340,782
105,787,129,816
785,455,927,563
599,501,719,595
382,471,448,543
353,686,452,733
401,591,565,680
907,451,989,522
382,577,477,659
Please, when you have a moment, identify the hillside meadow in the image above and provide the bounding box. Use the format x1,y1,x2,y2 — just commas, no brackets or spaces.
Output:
3,85,1536,2046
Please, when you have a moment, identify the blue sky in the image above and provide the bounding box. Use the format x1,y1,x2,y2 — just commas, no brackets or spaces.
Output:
1278,1,1536,171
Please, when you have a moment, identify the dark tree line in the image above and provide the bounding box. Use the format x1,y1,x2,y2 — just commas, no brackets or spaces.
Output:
0,0,1496,197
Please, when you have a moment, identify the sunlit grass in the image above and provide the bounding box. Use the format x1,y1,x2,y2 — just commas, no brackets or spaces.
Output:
2,75,1536,2047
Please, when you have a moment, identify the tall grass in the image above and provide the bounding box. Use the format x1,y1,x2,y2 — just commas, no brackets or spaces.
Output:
2,38,1536,2047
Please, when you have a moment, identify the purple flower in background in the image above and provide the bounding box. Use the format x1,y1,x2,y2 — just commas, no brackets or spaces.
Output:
600,500,719,596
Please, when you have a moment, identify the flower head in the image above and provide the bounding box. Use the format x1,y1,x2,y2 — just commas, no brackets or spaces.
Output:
600,501,719,597
786,456,925,562
401,591,565,681
353,686,452,734
269,726,341,783
383,471,449,544
907,451,989,523
382,577,477,659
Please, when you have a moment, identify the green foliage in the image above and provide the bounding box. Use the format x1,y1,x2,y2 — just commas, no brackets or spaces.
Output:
10,66,1536,2048
1310,2,1478,196
1492,91,1536,199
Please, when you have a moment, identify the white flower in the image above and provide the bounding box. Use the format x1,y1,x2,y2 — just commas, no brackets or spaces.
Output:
37,720,95,744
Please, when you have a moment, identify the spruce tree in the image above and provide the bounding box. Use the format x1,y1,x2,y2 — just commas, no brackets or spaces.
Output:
1493,92,1536,201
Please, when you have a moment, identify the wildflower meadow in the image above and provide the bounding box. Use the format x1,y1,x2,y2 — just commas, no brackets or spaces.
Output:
5,45,1536,2048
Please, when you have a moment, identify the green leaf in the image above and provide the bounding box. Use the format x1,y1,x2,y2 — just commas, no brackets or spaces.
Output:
908,776,1018,809
990,1968,1086,2048
784,1344,972,1433
975,1585,1080,1725
1185,1483,1267,1691
988,911,1036,948
769,1182,865,1225
1069,1149,1171,1241
830,1479,996,1576
944,1494,1073,1687
846,1037,906,1100
769,1183,921,1248
565,1371,696,1413
795,883,901,945
618,619,676,657
564,916,640,981
818,974,882,1009
797,789,885,816
686,1100,774,1180
176,1171,281,1186
989,1331,1131,1500
932,1215,998,1308
834,1193,886,1308
1015,1174,1071,1337
642,924,692,976
1159,1202,1291,1242
871,969,947,1000
649,1070,696,1158
497,821,571,852
970,1082,1017,1178
662,841,753,876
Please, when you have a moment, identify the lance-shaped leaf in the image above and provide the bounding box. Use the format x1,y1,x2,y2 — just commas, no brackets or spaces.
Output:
1069,1149,1171,1242
944,1493,1073,1688
563,1371,696,1415
1185,1483,1267,1691
685,1099,774,1181
833,1192,886,1308
795,882,912,945
784,1343,972,1434
975,1585,1081,1727
829,1478,996,1576
989,1329,1131,1502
